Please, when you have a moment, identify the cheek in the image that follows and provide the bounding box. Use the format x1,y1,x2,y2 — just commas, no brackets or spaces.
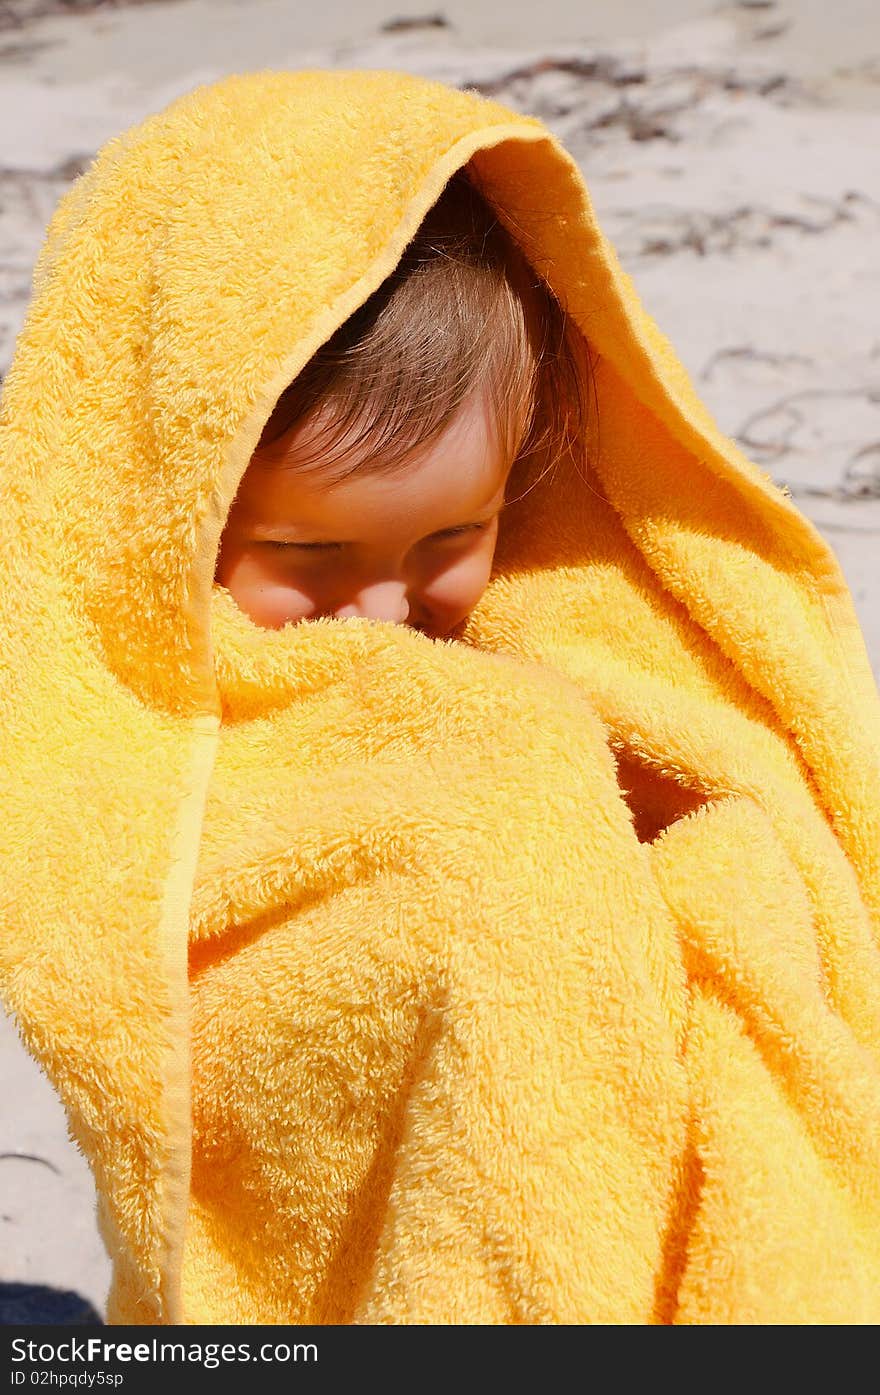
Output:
419,536,497,610
215,543,319,629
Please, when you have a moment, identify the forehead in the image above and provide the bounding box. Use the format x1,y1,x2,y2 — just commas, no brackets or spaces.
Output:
234,392,512,531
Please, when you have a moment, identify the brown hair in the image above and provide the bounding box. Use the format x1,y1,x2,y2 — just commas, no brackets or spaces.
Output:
255,164,593,485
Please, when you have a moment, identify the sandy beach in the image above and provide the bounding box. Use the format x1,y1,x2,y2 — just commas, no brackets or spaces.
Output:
1,0,878,1324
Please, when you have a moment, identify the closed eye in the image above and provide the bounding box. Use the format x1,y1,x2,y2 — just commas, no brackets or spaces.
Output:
260,521,490,550
435,523,487,539
265,540,340,551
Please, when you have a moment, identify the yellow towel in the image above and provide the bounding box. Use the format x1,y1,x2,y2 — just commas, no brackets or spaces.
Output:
2,68,880,1326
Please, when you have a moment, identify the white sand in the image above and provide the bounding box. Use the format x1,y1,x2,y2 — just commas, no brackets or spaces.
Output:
1,0,878,1323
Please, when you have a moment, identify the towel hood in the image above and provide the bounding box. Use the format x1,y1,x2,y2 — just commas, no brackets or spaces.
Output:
5,66,876,903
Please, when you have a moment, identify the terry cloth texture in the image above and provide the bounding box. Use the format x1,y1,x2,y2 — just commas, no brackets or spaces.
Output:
2,69,880,1326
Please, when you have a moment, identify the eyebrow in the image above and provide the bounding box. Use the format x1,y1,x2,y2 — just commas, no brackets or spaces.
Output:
250,503,505,544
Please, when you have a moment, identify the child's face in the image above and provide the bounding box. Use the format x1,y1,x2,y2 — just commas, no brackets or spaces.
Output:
216,392,514,640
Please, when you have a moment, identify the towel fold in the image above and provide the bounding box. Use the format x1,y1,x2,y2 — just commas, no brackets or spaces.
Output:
1,68,879,1324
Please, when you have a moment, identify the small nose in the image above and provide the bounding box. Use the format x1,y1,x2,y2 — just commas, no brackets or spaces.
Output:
334,581,410,626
